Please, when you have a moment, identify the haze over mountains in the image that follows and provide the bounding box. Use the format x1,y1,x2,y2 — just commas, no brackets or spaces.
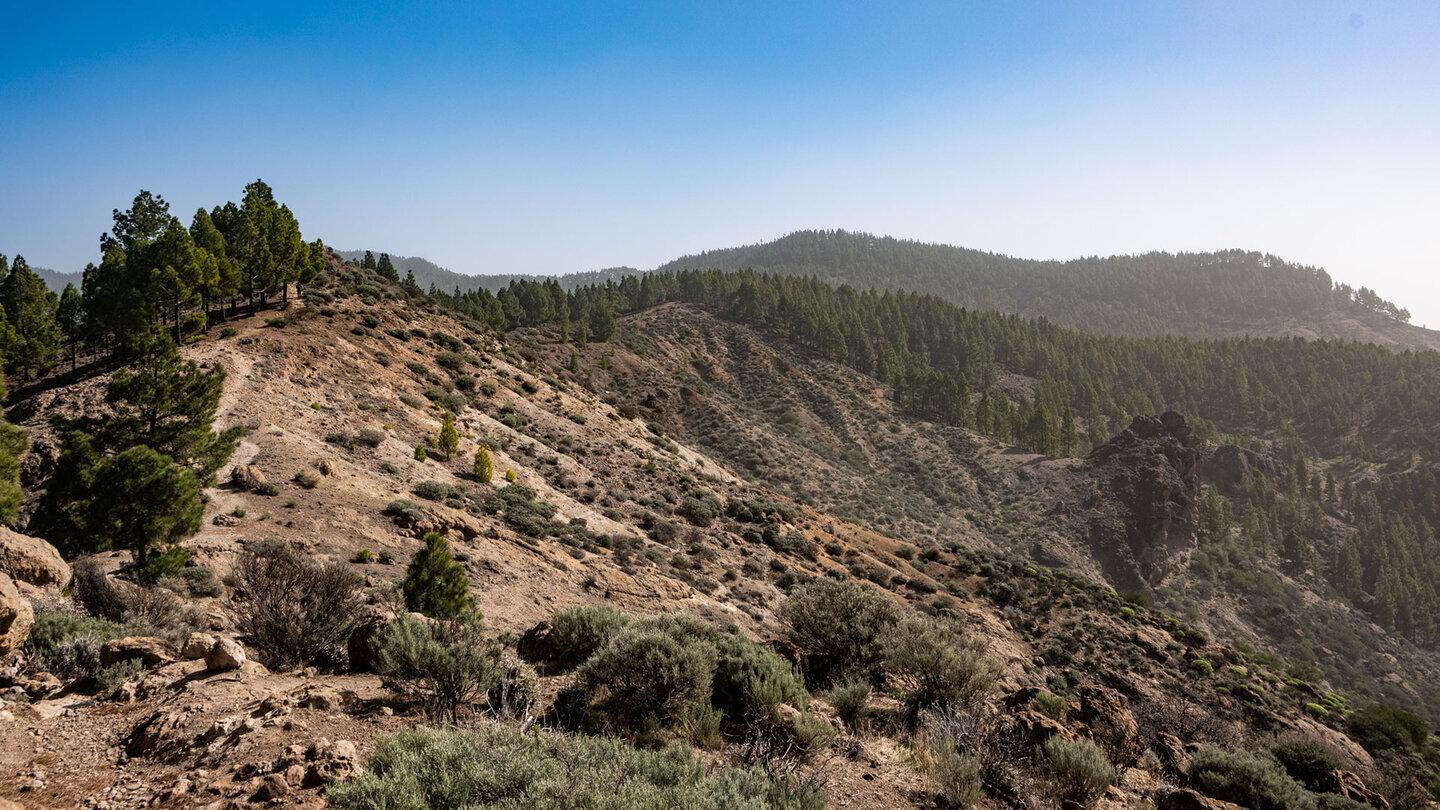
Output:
331,232,1440,351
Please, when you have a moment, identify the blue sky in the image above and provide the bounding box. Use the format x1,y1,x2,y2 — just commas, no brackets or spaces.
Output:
3,2,1438,324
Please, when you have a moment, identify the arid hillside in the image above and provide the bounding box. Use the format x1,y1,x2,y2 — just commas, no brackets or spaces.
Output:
0,258,1434,809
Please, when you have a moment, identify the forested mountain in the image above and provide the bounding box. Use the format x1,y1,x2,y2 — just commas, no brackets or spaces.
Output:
333,249,635,295
657,230,1440,350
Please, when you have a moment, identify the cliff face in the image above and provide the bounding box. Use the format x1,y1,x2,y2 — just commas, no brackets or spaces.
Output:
1085,412,1201,591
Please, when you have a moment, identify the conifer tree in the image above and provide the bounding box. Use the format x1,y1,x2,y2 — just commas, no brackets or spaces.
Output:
0,372,27,526
402,531,471,618
438,412,459,460
0,255,61,378
474,445,493,483
376,253,398,282
55,283,83,371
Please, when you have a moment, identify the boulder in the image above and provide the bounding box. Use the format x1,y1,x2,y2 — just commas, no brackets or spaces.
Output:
1077,685,1142,767
1010,709,1074,746
231,465,267,491
182,632,218,660
302,738,361,786
1153,732,1190,775
205,637,246,671
1158,789,1246,810
346,611,389,673
100,636,178,668
0,573,33,658
0,527,69,591
1318,770,1390,810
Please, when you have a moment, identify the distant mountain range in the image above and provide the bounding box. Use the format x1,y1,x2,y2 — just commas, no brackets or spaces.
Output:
332,251,637,295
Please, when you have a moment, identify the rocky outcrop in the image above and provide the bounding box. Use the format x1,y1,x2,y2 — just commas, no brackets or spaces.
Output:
1158,789,1246,810
1204,444,1275,497
0,572,33,657
1317,770,1390,810
1077,684,1142,767
0,527,69,591
100,636,179,668
1086,412,1201,590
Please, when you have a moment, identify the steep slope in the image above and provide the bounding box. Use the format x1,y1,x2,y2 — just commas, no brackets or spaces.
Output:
657,230,1440,350
2,259,1435,808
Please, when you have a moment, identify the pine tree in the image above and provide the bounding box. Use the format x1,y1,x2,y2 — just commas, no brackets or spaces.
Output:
376,253,398,282
86,444,202,564
55,283,84,372
0,373,27,526
474,445,494,483
362,250,376,270
438,412,459,460
0,255,61,378
402,532,471,618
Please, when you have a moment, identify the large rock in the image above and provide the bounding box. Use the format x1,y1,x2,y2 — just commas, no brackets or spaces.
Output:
0,572,33,658
0,527,69,591
1010,709,1074,746
1077,685,1142,767
205,637,246,671
1086,412,1201,590
1153,732,1190,775
1158,789,1246,810
181,632,218,660
231,464,268,491
100,636,178,668
1317,770,1390,810
347,610,390,673
1205,444,1276,497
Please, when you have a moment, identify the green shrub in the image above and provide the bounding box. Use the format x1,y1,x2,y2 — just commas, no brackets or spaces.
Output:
712,633,809,720
1304,702,1330,719
402,532,471,619
1188,746,1316,810
884,614,998,717
680,702,724,749
356,428,386,448
780,579,902,686
928,745,983,809
96,659,145,694
327,725,827,810
1346,704,1429,753
378,550,396,565
353,548,374,563
412,480,462,502
1271,739,1342,791
374,611,501,724
678,489,721,527
1031,689,1069,721
1041,737,1117,807
1190,658,1214,676
826,676,873,733
24,608,125,680
579,614,718,731
533,604,630,672
131,545,190,585
255,481,280,496
414,444,428,461
399,392,425,409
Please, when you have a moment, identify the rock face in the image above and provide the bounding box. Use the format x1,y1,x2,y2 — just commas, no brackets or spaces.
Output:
0,527,70,591
1076,685,1142,767
1086,412,1201,590
1204,444,1276,497
100,636,179,668
1318,770,1391,810
1158,789,1246,810
0,572,35,657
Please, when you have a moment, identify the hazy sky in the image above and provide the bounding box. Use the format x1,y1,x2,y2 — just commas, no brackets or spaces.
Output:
3,2,1438,325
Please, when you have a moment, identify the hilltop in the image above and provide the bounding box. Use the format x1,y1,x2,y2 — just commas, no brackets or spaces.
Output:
1,255,1437,808
657,230,1440,350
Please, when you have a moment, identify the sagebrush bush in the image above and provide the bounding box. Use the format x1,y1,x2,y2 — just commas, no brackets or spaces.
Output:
487,649,541,721
579,614,718,731
1041,737,1117,807
1188,746,1316,810
293,468,322,488
779,578,902,686
1270,738,1342,791
232,540,366,668
884,613,998,717
326,725,827,810
533,604,630,671
826,676,873,732
712,633,809,720
24,607,124,681
1031,689,1069,721
356,428,386,448
375,611,501,724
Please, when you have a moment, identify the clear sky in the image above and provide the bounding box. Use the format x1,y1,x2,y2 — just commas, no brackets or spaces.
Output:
3,2,1438,325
